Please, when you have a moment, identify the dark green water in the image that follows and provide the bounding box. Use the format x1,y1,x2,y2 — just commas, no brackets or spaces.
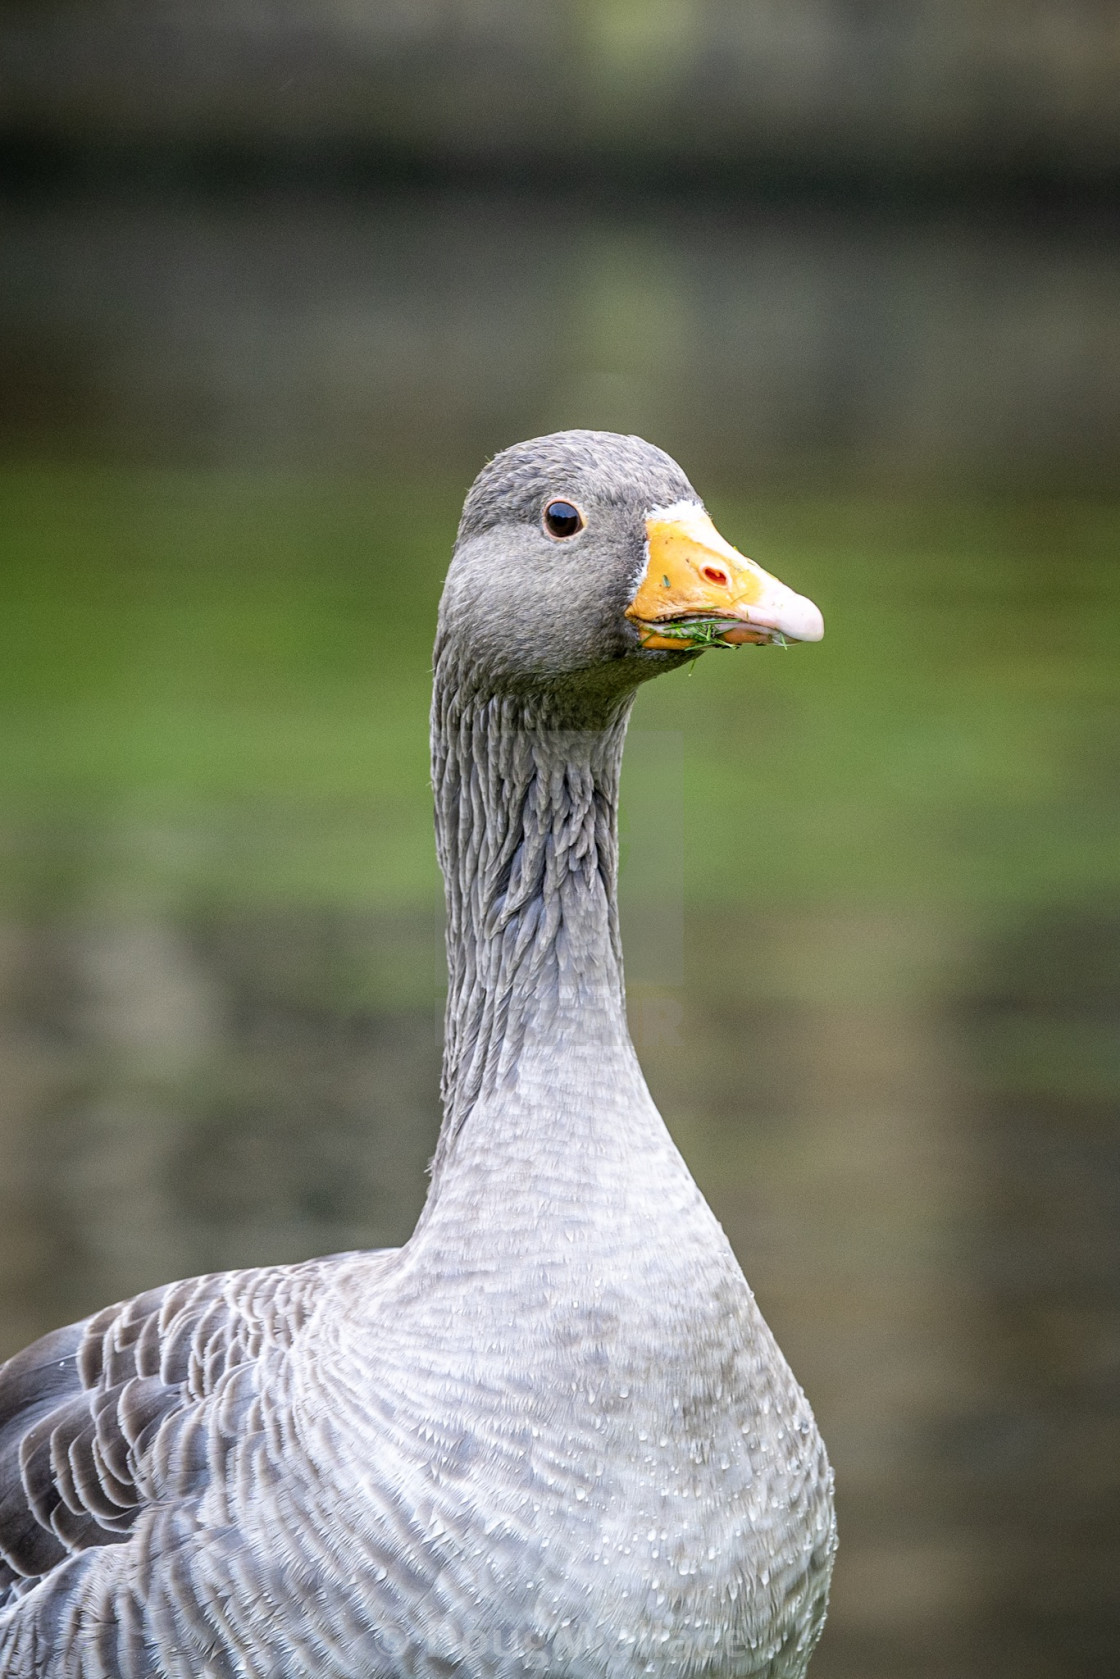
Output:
1,466,1118,1677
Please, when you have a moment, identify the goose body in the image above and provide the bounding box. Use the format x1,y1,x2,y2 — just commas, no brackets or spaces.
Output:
0,432,835,1679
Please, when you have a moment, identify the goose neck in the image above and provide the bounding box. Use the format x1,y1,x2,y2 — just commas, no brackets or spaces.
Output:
430,680,634,1174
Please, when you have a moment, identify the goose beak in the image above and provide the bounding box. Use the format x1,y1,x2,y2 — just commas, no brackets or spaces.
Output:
627,503,824,651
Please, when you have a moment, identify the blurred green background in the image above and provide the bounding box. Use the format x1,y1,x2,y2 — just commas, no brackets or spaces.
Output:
1,6,1119,1679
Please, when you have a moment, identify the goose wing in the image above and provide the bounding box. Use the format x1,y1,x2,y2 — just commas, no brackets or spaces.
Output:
0,1254,360,1604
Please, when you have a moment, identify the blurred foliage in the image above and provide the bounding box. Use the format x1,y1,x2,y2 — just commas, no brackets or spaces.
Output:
1,464,1117,923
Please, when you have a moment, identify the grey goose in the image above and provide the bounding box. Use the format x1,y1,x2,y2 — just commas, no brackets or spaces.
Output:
0,431,835,1679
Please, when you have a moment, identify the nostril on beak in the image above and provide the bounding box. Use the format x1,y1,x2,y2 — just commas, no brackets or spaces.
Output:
702,566,728,585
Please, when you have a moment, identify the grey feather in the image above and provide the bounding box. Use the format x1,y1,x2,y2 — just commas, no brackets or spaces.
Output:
0,432,835,1679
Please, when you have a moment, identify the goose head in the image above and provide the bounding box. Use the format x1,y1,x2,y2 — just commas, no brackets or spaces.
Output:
438,429,823,708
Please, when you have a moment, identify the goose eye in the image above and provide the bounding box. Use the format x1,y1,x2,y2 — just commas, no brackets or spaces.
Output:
543,500,584,539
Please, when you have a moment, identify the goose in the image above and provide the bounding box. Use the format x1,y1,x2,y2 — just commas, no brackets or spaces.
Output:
0,430,835,1679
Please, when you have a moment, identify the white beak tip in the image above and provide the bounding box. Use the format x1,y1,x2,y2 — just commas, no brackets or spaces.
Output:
761,586,824,644
788,596,825,643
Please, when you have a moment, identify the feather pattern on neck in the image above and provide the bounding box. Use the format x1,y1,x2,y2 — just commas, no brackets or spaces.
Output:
431,665,635,1180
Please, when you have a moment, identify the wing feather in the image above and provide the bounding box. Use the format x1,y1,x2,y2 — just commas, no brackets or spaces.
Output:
0,1254,355,1605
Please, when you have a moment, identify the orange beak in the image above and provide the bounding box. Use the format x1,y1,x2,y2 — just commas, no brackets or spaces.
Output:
626,503,824,651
